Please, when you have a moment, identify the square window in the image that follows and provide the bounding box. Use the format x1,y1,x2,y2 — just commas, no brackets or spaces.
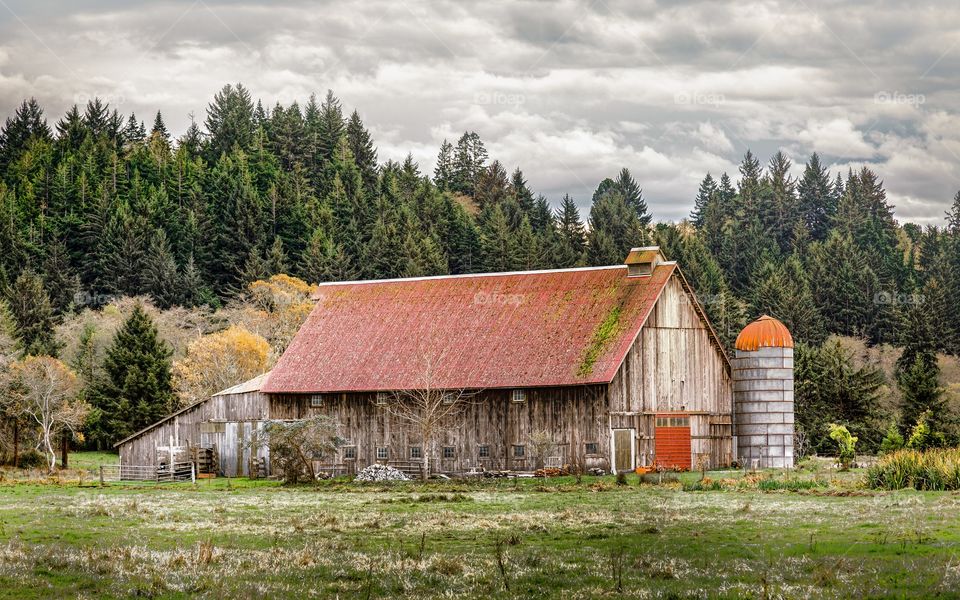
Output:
441,392,455,405
511,389,527,403
443,447,455,459
310,394,323,407
376,392,389,406
512,445,525,458
585,442,599,455
478,445,490,458
410,446,422,459
343,446,357,459
376,447,388,460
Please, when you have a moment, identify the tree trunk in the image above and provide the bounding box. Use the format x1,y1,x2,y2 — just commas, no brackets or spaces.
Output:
12,421,19,468
60,435,69,469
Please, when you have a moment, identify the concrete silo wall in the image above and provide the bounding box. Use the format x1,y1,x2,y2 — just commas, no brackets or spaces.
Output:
732,346,794,468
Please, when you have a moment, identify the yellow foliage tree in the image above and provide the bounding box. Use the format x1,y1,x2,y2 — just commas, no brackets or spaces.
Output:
173,325,270,405
225,274,315,355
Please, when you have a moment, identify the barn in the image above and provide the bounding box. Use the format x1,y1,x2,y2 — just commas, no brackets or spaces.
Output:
262,246,734,474
116,246,738,477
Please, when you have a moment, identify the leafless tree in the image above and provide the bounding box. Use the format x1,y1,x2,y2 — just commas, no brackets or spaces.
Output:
384,348,479,480
527,429,557,470
2,356,88,472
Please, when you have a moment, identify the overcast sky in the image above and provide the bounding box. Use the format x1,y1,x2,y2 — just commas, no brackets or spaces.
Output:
0,0,958,223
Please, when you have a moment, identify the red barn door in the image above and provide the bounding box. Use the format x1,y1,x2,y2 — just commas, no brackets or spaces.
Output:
655,414,691,471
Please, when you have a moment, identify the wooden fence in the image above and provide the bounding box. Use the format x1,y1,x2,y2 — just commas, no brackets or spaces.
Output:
99,462,196,484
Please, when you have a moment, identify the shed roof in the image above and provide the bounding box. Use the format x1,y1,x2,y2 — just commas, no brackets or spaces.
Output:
262,263,678,394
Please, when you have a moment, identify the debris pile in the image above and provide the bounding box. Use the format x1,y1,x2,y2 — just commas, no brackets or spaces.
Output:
355,464,410,482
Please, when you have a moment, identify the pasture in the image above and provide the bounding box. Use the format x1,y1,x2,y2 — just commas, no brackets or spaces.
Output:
0,463,958,598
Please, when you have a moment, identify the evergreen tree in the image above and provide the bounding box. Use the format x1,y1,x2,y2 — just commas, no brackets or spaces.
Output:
511,168,535,214
474,160,510,210
450,131,487,196
690,173,717,228
898,354,945,437
808,232,880,338
143,230,181,308
88,304,175,448
5,270,60,357
478,204,517,272
586,191,645,266
42,238,80,314
315,90,345,165
346,110,378,196
433,140,454,190
797,153,835,241
750,254,826,345
150,111,170,143
205,83,255,159
0,98,50,172
554,194,586,268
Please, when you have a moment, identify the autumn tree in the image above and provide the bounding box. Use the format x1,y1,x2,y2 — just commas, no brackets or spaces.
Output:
173,324,270,405
2,356,87,471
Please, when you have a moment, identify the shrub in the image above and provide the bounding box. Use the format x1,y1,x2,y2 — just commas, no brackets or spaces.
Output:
906,410,946,451
828,424,857,470
0,449,46,468
866,448,960,491
253,416,342,484
879,423,904,455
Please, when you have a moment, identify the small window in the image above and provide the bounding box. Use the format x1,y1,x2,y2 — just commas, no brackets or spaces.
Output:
511,389,527,403
512,445,525,458
376,447,388,460
410,446,422,459
585,442,599,455
441,392,455,405
478,445,490,458
343,446,357,459
443,447,455,459
376,392,389,406
310,394,323,407
656,415,690,428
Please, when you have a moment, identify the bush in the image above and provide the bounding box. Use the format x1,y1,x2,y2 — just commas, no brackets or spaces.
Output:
0,449,46,468
254,416,342,484
906,410,946,451
879,423,904,455
828,424,857,470
866,448,960,491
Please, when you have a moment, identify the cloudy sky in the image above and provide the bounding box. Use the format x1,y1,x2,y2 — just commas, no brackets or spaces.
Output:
0,0,958,223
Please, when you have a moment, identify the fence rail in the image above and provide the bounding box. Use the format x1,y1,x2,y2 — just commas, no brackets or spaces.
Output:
99,462,196,483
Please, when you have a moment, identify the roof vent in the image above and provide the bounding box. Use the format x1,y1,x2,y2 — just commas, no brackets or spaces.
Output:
624,246,663,277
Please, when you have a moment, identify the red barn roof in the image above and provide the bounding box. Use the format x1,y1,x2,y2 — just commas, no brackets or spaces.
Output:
262,263,678,393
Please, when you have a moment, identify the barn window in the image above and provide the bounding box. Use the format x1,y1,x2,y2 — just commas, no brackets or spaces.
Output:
656,416,690,427
443,446,455,459
511,389,527,403
512,445,525,457
376,392,390,406
585,442,599,455
441,392,455,405
376,447,388,460
310,394,323,407
478,445,490,458
410,446,422,459
343,446,357,459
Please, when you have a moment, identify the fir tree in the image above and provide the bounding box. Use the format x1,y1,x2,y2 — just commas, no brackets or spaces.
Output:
143,230,181,308
150,111,170,143
5,270,60,357
0,98,50,171
89,304,175,447
450,131,487,196
898,354,945,437
554,194,586,268
205,83,255,159
478,204,517,272
797,153,835,241
690,173,717,228
315,90,345,165
586,191,645,266
346,110,378,196
434,140,454,190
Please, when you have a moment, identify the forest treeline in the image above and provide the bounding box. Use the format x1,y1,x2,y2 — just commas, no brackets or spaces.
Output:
1,83,959,456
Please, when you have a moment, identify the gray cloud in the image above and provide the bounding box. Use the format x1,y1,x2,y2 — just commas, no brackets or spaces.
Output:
0,0,957,223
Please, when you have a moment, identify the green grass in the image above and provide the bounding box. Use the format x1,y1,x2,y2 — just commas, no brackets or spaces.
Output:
0,459,958,598
66,451,119,470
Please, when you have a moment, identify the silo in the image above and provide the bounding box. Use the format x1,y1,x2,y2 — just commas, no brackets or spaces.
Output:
732,315,795,469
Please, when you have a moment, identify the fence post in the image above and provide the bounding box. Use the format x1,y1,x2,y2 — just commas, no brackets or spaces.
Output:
191,463,196,484
99,466,104,487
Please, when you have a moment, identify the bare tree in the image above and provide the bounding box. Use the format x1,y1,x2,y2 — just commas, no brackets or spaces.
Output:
384,349,478,480
527,429,557,471
2,356,88,472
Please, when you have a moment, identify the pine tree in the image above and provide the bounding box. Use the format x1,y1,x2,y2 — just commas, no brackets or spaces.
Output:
434,140,454,190
316,90,345,165
302,227,358,282
451,132,487,196
690,173,717,228
898,354,945,437
89,304,175,447
762,151,799,251
586,191,645,266
150,111,170,143
0,98,51,171
143,230,181,308
265,236,289,276
474,161,510,209
5,270,61,357
947,190,960,234
511,168,535,215
808,232,880,337
42,238,80,314
797,153,835,241
614,168,650,226
513,216,543,270
750,254,826,345
205,83,255,159
478,204,517,272
554,194,586,268
346,110,378,196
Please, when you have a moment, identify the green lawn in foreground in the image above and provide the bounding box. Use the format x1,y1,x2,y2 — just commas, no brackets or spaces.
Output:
0,461,957,598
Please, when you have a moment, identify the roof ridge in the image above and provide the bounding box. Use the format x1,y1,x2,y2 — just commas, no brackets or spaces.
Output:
312,264,626,289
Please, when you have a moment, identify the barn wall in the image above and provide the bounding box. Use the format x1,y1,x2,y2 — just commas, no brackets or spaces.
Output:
268,385,611,473
117,390,270,476
607,273,734,468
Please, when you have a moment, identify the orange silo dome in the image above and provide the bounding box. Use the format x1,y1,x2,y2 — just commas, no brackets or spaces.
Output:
735,315,794,351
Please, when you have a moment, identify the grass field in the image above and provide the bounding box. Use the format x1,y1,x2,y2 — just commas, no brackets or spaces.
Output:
0,462,959,598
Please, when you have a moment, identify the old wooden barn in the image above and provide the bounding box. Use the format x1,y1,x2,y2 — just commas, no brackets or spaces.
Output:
116,246,734,477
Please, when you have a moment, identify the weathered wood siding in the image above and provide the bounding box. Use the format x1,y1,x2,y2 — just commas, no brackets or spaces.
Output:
269,385,611,473
607,274,733,467
117,390,270,475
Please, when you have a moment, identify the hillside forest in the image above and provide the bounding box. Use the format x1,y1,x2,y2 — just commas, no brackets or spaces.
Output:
0,84,959,464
